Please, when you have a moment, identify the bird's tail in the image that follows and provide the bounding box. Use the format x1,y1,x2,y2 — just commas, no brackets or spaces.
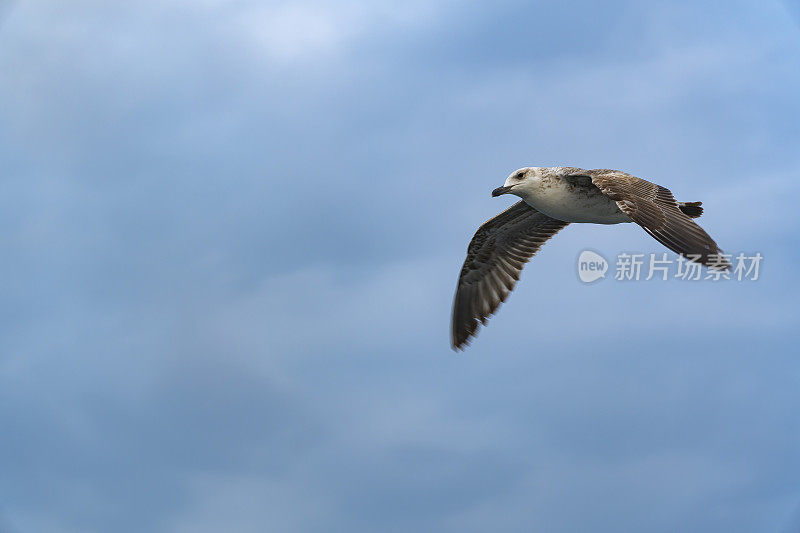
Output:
678,201,703,218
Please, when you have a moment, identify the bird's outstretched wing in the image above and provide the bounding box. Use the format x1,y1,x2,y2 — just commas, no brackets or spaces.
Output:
452,201,569,350
575,169,728,269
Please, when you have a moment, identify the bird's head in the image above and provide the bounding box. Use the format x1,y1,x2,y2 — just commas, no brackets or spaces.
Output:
491,167,540,198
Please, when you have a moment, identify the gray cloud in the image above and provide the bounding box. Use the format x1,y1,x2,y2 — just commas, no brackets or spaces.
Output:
1,0,799,532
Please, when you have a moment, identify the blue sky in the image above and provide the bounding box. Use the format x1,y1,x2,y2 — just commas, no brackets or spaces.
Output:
1,1,799,531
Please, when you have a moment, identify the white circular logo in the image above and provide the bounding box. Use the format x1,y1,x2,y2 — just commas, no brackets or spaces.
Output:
577,250,608,283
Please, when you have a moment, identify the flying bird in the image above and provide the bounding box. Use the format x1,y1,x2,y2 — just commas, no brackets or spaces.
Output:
452,167,729,350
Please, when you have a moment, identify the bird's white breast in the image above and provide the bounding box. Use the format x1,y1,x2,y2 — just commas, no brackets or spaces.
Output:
519,176,631,224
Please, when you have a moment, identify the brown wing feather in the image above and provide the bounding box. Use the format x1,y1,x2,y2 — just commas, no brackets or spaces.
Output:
587,170,728,268
451,201,569,350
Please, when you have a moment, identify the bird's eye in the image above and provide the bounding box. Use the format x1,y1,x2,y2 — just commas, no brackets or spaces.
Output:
516,172,524,180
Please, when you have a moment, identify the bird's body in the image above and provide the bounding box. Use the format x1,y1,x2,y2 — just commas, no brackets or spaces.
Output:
452,166,728,350
512,167,630,224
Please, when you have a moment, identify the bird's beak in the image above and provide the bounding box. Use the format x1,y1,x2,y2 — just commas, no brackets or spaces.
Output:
491,185,514,197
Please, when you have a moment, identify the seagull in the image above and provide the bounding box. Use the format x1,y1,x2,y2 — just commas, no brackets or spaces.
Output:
451,167,729,350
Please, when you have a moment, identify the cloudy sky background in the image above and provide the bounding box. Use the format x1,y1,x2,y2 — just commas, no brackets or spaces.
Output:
1,0,799,531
